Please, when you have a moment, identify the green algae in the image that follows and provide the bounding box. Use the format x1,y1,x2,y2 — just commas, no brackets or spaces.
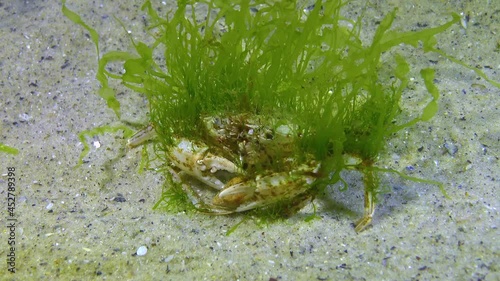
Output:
0,143,18,155
63,0,499,231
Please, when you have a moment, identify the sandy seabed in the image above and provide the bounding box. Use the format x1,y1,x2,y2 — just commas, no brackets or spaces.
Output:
1,0,498,280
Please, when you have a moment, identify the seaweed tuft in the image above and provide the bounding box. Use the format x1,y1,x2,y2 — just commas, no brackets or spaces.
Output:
64,0,499,232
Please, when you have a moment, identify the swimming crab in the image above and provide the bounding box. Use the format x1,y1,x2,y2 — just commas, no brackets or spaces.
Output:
128,113,375,231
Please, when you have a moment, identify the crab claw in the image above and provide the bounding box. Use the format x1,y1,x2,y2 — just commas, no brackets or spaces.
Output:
168,138,239,190
213,168,317,212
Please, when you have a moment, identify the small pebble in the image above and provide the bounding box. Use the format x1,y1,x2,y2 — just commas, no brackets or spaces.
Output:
137,246,148,256
444,141,458,156
164,255,174,263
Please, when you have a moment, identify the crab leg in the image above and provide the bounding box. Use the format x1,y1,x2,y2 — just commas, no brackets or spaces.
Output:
127,124,156,148
354,168,377,232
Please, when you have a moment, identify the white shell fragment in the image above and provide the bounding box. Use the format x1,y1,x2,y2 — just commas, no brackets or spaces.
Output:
136,246,148,256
